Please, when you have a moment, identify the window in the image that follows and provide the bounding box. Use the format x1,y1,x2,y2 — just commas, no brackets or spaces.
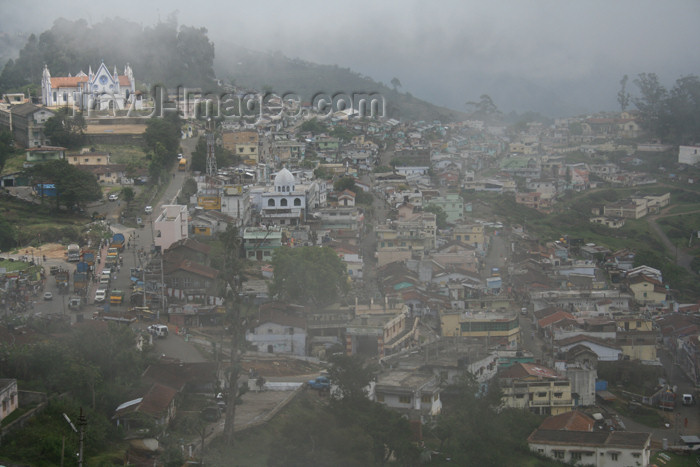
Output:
537,392,547,397
281,198,288,207
553,392,562,398
609,453,619,460
398,395,411,404
268,199,275,207
421,395,432,403
294,198,302,206
570,452,581,461
73,157,78,162
553,450,564,459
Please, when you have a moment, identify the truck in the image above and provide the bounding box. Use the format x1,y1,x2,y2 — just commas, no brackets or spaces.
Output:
67,244,81,262
110,233,126,252
68,296,82,310
73,272,88,295
80,249,96,267
55,269,70,293
110,290,125,305
178,158,187,171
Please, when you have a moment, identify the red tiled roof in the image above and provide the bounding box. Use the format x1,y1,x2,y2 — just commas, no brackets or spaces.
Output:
538,410,595,432
176,260,218,280
538,310,575,328
139,383,177,416
118,75,130,86
50,76,88,88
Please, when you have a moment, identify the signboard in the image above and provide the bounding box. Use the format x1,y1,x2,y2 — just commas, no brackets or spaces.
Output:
197,195,221,210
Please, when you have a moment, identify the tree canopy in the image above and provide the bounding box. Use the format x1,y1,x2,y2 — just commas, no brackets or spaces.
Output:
631,73,700,145
23,159,102,210
269,246,349,306
44,107,86,148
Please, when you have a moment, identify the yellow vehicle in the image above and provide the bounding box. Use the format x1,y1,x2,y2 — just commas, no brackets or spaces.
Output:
110,290,124,305
178,158,187,171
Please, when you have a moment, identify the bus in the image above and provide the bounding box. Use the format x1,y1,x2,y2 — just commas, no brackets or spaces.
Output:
178,158,187,171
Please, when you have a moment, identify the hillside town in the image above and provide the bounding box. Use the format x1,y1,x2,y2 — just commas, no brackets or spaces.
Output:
1,62,700,467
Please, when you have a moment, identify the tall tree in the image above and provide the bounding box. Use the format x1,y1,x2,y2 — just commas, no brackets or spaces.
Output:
270,246,349,306
667,75,700,145
632,73,670,140
617,74,630,112
217,224,246,446
390,77,402,91
43,107,86,149
0,129,14,174
465,94,502,122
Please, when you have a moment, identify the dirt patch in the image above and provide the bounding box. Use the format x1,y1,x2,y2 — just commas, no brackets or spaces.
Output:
240,356,323,377
85,124,147,134
17,243,67,260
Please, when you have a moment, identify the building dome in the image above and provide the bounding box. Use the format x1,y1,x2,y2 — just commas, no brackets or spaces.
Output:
274,168,295,193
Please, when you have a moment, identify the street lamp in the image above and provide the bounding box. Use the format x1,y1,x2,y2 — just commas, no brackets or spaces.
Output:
62,410,86,467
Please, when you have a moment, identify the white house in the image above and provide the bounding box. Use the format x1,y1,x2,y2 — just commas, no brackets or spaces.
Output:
679,145,700,165
528,430,651,467
246,309,307,356
0,379,18,423
372,370,442,417
154,205,189,252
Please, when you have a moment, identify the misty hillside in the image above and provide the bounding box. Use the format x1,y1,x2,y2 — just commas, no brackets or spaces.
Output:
0,17,217,94
0,17,468,122
215,45,468,122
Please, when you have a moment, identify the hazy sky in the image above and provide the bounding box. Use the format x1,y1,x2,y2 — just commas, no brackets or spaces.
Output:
3,0,700,116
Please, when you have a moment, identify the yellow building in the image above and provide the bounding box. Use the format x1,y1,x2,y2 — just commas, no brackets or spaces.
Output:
440,310,520,348
498,362,573,416
628,276,668,304
451,223,485,248
222,131,259,163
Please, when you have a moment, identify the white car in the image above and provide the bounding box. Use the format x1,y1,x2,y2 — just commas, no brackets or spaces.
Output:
94,288,107,303
144,205,153,214
43,291,53,301
108,193,119,201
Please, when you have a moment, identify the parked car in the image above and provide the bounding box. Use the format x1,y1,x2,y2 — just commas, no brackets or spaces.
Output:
94,288,107,303
108,193,119,201
306,376,330,390
148,324,169,338
136,217,143,226
144,205,153,214
43,291,53,300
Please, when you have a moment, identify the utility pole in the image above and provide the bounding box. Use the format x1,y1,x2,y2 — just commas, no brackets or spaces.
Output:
77,408,86,467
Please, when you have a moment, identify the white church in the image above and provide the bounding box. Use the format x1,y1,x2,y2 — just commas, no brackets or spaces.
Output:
41,62,140,111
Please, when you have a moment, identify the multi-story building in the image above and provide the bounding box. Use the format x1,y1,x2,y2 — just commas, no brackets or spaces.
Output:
498,362,574,416
222,131,259,163
154,205,189,252
0,103,54,148
440,310,520,348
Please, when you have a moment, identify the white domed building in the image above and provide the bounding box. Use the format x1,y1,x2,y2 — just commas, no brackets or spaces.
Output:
260,168,306,226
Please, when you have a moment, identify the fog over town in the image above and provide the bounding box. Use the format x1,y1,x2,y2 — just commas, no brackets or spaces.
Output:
2,1,700,466
3,0,700,115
